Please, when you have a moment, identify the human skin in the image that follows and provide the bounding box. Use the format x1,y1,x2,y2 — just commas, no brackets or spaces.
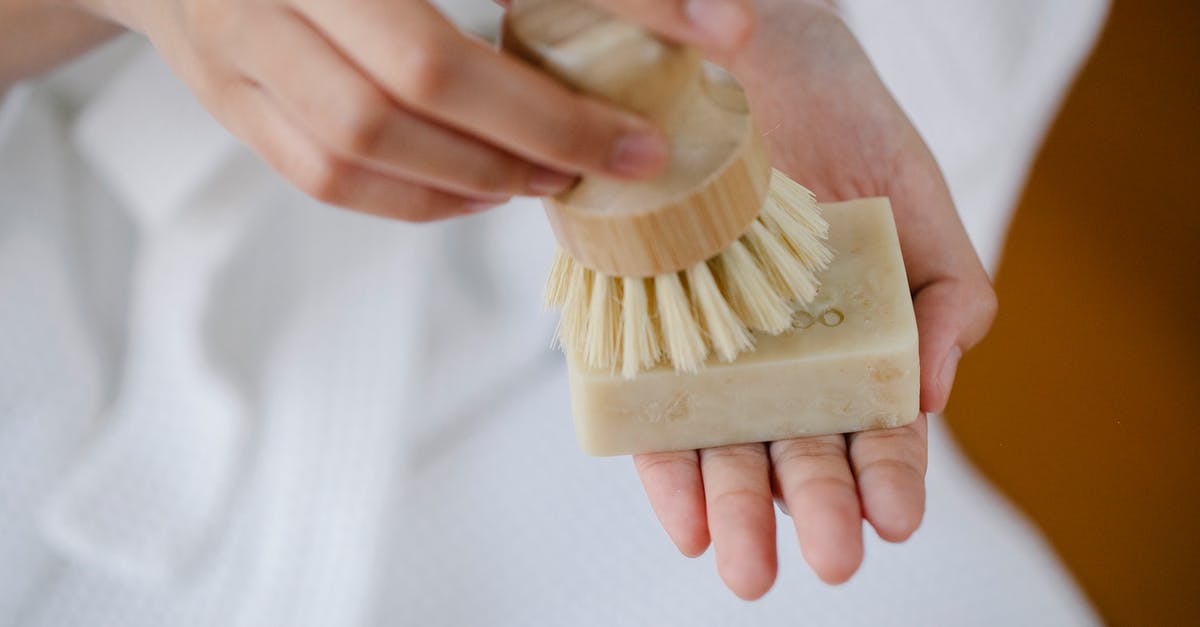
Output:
0,1,123,90
13,0,756,220
630,0,997,599
1,0,995,600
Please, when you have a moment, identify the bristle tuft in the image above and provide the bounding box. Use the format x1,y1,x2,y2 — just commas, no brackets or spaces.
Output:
621,276,660,378
654,273,707,373
715,240,792,334
744,220,820,305
582,272,621,370
763,171,833,274
544,248,573,309
555,259,591,352
686,261,752,362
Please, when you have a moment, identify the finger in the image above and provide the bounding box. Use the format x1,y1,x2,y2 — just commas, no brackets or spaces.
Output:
847,415,928,542
584,0,755,53
294,0,668,179
238,9,575,198
217,80,502,222
769,436,862,585
700,443,775,600
890,160,998,413
912,278,997,413
633,451,709,558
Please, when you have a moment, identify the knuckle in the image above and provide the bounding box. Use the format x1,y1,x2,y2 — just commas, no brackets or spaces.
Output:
710,487,773,510
183,0,244,51
540,122,597,165
850,432,927,477
463,162,522,195
771,438,845,466
392,192,467,223
329,92,391,156
190,74,240,119
858,457,924,482
634,452,698,476
789,475,857,499
298,154,349,205
849,423,919,447
703,443,766,463
395,35,454,104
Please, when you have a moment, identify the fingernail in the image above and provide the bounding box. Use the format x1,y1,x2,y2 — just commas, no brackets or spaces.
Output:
528,167,576,195
685,0,752,50
609,132,668,178
938,346,962,403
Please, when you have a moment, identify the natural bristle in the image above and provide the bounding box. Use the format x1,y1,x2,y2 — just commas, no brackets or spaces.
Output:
621,276,660,378
654,273,707,373
544,248,572,310
546,169,832,376
686,261,753,362
554,259,591,352
717,239,792,334
763,173,833,274
744,220,819,305
582,271,619,370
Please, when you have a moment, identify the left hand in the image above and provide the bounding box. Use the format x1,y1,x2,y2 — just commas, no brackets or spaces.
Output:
632,0,997,599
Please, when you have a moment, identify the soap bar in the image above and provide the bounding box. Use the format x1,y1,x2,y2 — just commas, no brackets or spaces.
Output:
566,198,920,456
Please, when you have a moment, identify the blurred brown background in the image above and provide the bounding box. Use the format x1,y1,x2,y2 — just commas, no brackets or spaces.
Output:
946,1,1200,625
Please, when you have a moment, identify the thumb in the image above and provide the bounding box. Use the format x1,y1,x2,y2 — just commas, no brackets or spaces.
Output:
912,277,998,414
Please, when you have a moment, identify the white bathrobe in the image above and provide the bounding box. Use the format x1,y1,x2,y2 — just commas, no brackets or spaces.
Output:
0,1,1108,625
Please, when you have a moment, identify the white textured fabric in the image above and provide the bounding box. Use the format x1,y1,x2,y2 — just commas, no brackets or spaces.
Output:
38,51,266,585
0,1,1107,625
840,0,1110,272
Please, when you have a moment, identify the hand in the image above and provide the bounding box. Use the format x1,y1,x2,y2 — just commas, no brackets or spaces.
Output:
69,0,752,221
634,1,998,598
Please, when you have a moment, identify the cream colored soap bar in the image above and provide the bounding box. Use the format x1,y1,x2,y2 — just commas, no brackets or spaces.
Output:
568,198,920,456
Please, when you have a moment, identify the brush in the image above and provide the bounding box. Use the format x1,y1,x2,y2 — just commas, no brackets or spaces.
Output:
504,0,833,378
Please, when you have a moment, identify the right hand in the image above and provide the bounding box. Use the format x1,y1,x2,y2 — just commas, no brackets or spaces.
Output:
70,0,754,222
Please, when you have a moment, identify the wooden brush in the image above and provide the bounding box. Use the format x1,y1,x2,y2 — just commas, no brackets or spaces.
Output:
504,0,833,378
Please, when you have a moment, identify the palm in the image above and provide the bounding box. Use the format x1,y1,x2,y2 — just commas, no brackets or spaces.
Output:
633,7,996,598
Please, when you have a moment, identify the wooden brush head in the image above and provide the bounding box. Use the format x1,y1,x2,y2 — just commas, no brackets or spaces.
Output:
503,0,771,278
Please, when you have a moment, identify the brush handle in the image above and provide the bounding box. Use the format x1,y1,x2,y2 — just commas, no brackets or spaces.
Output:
503,0,771,277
